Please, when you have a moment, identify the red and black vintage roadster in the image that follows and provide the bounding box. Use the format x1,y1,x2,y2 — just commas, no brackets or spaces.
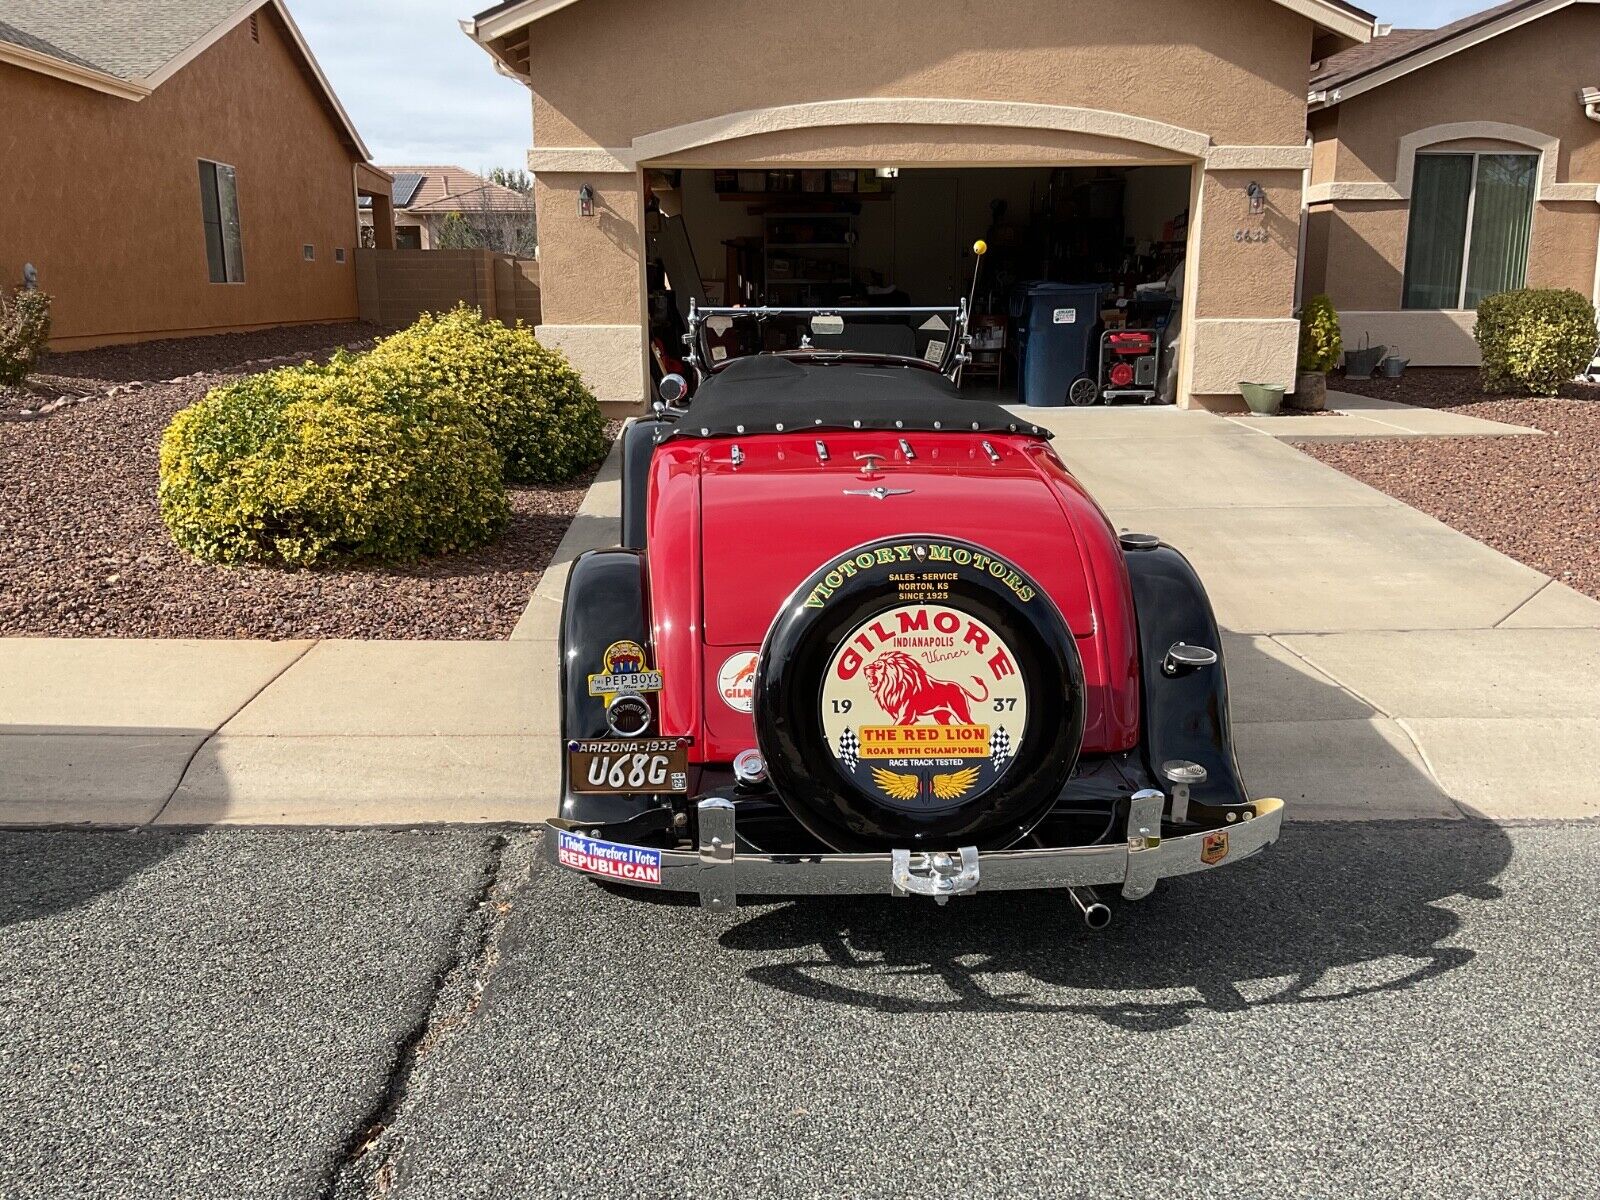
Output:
553,296,1281,922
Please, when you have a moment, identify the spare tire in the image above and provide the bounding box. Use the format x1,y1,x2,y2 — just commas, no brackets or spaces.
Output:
755,536,1085,852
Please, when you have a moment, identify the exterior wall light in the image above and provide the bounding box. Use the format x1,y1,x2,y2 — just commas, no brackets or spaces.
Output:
1246,181,1266,215
578,184,595,217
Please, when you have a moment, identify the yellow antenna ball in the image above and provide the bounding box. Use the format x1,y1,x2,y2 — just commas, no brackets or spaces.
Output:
973,239,988,255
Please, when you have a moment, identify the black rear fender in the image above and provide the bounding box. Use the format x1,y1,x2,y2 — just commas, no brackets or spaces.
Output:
1124,541,1249,809
559,548,671,831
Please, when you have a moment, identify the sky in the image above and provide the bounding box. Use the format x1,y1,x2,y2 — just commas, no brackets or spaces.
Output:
287,0,1496,173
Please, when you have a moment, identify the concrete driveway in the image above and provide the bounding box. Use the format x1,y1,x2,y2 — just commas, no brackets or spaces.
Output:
1030,405,1600,822
2,406,1596,825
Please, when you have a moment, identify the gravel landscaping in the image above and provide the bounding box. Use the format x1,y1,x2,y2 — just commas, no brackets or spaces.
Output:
0,324,616,640
1300,369,1600,601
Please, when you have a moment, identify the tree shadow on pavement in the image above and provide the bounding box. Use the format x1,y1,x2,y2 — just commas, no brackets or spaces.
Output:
0,827,188,929
722,635,1512,1030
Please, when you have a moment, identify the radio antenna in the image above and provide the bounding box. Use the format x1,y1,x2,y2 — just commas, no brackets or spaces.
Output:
955,239,987,387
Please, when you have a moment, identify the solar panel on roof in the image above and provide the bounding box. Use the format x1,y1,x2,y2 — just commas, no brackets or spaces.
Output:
391,173,425,208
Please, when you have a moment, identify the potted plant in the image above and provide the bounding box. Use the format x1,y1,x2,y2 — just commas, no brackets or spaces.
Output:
1293,293,1340,410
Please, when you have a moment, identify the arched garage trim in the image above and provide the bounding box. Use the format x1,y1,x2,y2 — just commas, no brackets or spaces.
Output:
523,99,1312,172
631,98,1213,163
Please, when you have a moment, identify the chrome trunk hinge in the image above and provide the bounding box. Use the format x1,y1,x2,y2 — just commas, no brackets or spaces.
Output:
815,439,829,463
981,440,1001,464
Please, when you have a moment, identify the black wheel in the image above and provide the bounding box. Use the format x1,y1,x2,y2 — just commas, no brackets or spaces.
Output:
1068,376,1098,406
754,536,1085,852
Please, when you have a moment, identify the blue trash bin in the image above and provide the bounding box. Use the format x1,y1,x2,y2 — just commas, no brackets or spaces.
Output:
1010,282,1103,407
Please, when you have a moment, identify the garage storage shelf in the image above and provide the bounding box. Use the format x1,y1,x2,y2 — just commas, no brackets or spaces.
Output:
764,212,854,305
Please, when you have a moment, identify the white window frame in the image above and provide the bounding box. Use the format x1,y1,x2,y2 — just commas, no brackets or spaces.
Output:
1404,149,1539,310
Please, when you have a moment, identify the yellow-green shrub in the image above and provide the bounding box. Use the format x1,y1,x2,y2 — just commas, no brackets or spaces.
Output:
1475,288,1597,394
360,305,607,483
1297,294,1342,374
1,287,51,384
158,365,508,566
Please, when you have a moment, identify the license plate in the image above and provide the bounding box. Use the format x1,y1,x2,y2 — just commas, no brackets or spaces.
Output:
568,738,690,794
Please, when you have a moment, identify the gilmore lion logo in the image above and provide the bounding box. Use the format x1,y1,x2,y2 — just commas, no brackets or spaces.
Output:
864,650,990,726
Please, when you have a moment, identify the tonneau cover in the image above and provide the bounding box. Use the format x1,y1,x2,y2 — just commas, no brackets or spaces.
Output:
669,356,1052,441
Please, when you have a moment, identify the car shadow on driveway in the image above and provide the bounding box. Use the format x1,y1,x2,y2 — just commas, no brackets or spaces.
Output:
720,819,1507,1029
721,635,1510,1029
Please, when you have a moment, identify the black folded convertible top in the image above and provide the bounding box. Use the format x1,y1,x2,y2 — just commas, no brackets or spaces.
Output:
666,356,1052,440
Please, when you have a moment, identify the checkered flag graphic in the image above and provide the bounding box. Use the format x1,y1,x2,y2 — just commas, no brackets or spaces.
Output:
837,728,860,770
989,725,1013,764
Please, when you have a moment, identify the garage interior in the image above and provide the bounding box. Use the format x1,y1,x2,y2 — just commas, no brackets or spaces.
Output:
645,165,1193,405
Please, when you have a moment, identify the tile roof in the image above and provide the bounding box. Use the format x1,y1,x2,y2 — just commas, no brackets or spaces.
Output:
0,0,247,81
376,166,535,214
1311,0,1541,91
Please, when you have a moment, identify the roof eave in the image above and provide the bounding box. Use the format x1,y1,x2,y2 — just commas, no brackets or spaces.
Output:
1312,0,1583,108
468,0,1375,66
0,38,150,99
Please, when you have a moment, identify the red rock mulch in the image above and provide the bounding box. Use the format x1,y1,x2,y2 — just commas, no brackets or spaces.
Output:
0,323,615,640
1298,369,1600,601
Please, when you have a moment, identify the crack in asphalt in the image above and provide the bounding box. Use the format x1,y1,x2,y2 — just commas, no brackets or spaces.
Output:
322,833,518,1200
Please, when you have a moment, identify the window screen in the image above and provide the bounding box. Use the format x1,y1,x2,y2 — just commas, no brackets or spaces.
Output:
198,160,244,283
1403,152,1535,309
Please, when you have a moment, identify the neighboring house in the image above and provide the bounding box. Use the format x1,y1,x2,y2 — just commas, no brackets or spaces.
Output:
466,0,1378,411
359,166,536,251
0,0,393,350
1304,0,1600,365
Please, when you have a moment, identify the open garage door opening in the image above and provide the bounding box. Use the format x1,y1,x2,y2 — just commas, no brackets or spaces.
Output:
644,165,1193,407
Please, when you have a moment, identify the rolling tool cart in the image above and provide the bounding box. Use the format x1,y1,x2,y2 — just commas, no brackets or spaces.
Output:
1098,328,1161,404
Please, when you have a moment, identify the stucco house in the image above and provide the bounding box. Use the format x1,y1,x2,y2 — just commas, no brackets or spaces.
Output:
466,0,1378,412
1304,0,1600,365
359,166,537,251
0,0,392,350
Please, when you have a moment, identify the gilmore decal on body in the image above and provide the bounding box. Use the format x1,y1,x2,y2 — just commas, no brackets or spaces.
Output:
717,651,758,713
821,601,1028,814
802,541,1036,609
587,639,664,697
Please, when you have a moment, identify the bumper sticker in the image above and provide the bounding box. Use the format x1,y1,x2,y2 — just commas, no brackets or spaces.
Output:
557,832,662,885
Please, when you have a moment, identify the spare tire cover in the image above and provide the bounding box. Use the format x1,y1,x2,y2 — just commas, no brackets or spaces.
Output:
755,536,1085,852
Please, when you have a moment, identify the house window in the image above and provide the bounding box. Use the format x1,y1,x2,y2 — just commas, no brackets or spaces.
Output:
335,247,346,263
198,160,244,283
1402,152,1537,309
303,244,315,261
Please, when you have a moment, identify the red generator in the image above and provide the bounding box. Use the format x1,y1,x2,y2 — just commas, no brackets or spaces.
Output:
1098,329,1162,404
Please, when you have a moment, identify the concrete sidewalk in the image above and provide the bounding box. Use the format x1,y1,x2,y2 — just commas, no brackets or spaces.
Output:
3,406,1596,826
1223,388,1538,440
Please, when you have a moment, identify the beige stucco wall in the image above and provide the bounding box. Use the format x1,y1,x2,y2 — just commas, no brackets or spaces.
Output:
0,9,363,349
1307,5,1600,364
527,0,1314,152
517,0,1321,408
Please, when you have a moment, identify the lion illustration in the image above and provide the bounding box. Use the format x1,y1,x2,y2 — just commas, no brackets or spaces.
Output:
863,650,989,725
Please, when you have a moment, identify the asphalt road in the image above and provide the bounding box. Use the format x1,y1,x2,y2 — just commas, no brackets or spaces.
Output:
2,823,1596,1199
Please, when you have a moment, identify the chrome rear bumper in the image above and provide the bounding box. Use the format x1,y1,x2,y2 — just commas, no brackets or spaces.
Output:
545,789,1285,911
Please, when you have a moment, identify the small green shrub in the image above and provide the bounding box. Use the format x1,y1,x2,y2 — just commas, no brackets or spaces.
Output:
159,364,508,566
1475,288,1598,395
1297,294,1342,374
0,288,52,384
359,305,607,484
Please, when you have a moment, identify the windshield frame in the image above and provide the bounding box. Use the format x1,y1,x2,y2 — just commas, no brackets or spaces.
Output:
685,300,971,383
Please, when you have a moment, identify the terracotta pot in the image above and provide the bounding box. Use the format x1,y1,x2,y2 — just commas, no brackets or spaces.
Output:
1290,371,1327,411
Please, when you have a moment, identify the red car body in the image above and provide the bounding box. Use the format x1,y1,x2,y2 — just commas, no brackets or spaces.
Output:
644,431,1142,766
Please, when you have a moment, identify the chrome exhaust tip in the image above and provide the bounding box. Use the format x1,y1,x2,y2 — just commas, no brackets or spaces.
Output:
1069,885,1112,930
